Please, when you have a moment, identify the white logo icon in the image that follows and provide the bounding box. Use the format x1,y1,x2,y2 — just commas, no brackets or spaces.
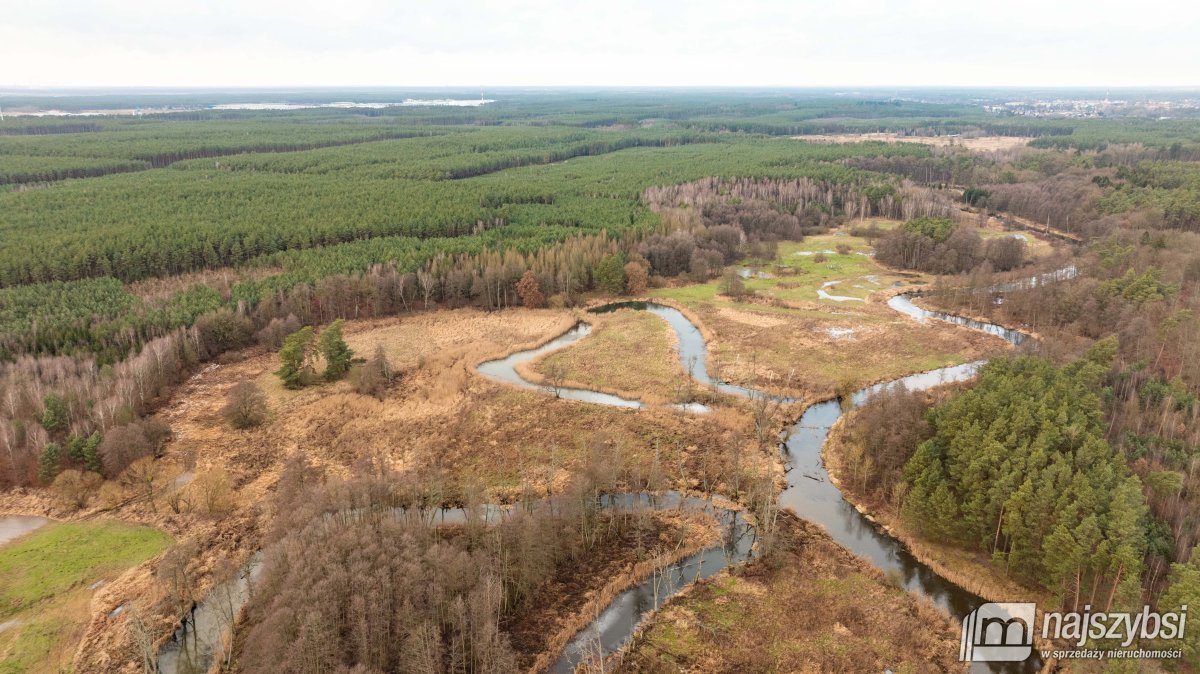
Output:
960,602,1036,662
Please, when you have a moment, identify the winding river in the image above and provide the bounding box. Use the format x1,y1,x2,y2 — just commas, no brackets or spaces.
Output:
160,287,1042,673
487,296,1041,673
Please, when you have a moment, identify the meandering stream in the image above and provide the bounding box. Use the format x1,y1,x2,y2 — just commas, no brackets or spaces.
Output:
497,296,1040,673
160,287,1045,673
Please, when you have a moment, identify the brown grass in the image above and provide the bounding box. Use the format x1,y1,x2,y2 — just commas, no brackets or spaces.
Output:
678,296,1006,399
127,266,284,303
528,309,686,403
0,295,1014,672
617,512,965,673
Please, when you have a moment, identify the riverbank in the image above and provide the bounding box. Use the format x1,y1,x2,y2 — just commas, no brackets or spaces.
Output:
644,234,1010,398
4,272,1037,671
617,511,964,673
520,308,689,405
515,505,720,673
823,414,1056,609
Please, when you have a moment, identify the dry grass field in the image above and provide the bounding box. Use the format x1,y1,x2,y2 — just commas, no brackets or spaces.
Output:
531,308,687,403
648,233,1011,398
617,513,963,673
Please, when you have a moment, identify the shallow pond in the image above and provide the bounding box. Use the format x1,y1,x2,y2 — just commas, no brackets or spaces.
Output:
0,515,49,546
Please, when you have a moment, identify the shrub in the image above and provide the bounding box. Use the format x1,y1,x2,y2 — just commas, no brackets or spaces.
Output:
256,314,302,349
350,346,395,400
195,309,254,358
51,469,103,510
718,270,748,299
223,380,269,429
99,423,153,479
189,469,233,516
624,261,649,295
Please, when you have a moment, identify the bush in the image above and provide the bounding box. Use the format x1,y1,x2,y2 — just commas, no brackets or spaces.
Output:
98,481,127,509
99,421,167,479
256,314,302,350
51,469,103,510
195,309,254,358
718,270,748,299
223,380,269,429
188,469,233,516
350,345,395,400
624,261,649,295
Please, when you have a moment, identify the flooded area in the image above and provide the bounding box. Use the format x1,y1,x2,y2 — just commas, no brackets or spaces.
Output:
0,515,49,545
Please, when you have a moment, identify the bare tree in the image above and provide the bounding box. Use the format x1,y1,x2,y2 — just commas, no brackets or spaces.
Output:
125,602,159,674
120,457,164,512
417,270,436,310
543,361,569,399
750,366,795,446
222,380,268,429
211,557,241,671
158,541,199,623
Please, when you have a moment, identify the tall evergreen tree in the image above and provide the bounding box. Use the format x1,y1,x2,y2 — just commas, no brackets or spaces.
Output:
318,320,353,382
276,326,315,389
901,351,1147,601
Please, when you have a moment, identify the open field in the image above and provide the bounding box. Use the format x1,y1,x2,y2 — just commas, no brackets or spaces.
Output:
975,224,1056,259
648,233,1010,396
796,132,1032,152
531,308,686,402
764,235,925,302
218,309,768,497
617,513,962,673
0,521,171,674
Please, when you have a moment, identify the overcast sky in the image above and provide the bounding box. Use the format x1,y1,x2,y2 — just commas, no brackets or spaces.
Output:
3,0,1198,88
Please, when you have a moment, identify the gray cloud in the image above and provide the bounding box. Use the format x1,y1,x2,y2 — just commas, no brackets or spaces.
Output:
2,0,1197,86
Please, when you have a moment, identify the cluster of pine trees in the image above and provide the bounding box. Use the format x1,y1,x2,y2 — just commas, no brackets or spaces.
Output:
903,349,1147,610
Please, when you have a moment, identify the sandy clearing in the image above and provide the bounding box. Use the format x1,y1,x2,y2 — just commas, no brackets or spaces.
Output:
795,132,1031,153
